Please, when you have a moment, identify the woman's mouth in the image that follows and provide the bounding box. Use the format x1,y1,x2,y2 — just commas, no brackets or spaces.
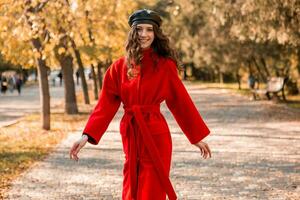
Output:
140,39,149,43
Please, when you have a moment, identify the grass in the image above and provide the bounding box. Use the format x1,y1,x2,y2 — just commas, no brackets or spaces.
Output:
189,81,300,109
0,90,96,199
285,95,300,109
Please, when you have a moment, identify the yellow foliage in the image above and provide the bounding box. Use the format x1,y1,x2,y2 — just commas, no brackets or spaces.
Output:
58,47,66,55
0,0,140,70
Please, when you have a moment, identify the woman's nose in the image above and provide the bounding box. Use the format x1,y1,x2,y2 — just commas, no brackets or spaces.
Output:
140,29,147,37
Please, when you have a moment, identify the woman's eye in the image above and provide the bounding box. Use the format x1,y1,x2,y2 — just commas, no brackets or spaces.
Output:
136,27,153,33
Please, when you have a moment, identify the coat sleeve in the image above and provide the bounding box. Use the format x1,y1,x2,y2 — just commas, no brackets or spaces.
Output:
82,61,121,145
165,59,210,144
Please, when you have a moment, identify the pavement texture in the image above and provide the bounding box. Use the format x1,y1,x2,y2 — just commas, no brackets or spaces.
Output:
0,83,66,128
0,80,83,128
6,83,300,200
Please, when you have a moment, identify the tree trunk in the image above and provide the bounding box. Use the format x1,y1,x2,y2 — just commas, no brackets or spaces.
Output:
60,55,78,114
31,38,50,130
216,66,224,83
97,62,103,90
252,56,267,82
220,72,223,84
247,60,253,75
70,39,90,104
296,47,300,93
53,28,79,114
91,64,98,100
54,35,78,114
297,48,300,74
260,57,270,77
236,69,241,90
210,67,216,82
85,9,101,95
24,0,51,130
182,65,187,80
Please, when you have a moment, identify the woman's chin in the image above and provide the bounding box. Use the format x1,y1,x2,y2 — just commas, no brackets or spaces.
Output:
141,45,151,49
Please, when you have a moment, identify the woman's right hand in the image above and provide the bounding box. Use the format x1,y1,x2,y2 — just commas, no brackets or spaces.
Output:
69,135,88,161
193,141,212,159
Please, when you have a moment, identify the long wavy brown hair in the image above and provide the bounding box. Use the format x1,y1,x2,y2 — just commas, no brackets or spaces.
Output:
125,24,182,77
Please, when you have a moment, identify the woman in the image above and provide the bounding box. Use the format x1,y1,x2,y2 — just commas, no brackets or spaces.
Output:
70,9,211,200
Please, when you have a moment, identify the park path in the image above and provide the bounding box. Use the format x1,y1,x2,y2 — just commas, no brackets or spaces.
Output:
0,82,79,127
6,82,300,200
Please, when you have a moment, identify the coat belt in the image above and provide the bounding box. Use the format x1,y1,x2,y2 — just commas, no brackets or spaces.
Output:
123,104,177,200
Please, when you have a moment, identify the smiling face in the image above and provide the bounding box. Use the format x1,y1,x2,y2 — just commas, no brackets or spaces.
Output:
136,24,155,49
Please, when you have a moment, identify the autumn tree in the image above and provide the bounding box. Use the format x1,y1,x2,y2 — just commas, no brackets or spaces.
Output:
211,0,300,92
145,0,299,93
0,0,52,129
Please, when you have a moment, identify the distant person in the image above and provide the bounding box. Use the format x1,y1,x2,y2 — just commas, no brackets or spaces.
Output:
57,71,63,86
76,69,80,85
248,74,256,89
88,71,92,80
52,76,56,87
8,76,15,93
15,74,23,95
248,74,257,100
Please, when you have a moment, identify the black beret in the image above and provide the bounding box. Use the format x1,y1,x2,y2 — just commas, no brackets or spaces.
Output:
128,9,162,27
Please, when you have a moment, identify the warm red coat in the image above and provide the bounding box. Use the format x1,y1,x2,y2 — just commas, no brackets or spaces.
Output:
83,48,210,200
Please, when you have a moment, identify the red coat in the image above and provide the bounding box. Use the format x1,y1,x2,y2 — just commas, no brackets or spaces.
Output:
83,48,210,200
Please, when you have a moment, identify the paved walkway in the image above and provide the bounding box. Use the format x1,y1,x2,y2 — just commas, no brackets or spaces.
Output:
6,84,300,200
0,82,78,127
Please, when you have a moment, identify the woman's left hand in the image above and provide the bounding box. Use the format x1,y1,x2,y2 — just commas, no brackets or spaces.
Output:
194,141,212,159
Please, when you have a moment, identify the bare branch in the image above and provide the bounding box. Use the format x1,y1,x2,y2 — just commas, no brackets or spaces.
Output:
36,0,50,12
25,0,50,13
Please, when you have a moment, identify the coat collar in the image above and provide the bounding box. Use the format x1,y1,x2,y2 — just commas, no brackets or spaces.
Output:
141,47,153,58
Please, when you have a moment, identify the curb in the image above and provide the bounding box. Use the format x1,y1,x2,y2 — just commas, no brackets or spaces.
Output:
0,119,20,128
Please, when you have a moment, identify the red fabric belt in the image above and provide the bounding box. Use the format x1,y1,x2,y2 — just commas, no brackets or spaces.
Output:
123,104,177,200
